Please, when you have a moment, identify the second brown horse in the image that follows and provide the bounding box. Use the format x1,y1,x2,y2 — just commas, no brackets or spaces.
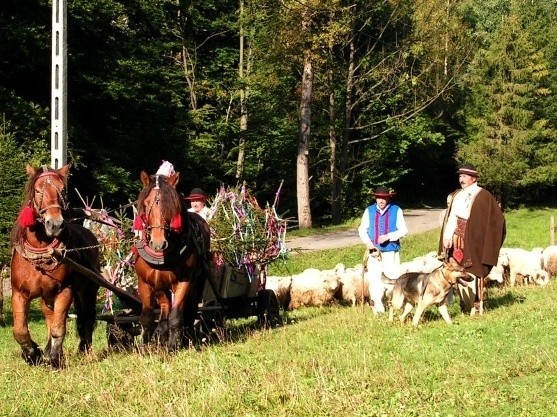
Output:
10,164,100,368
134,170,210,351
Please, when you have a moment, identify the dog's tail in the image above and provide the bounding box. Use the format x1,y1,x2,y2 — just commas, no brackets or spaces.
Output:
380,273,398,285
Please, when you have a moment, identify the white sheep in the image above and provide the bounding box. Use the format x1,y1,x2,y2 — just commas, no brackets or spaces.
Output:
336,263,369,306
542,245,557,277
400,252,442,274
288,267,341,310
485,252,509,285
530,269,550,286
265,275,293,310
501,247,547,286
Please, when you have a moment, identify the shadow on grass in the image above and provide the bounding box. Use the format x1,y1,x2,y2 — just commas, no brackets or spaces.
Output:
485,291,526,309
410,290,527,325
96,305,337,360
194,305,336,347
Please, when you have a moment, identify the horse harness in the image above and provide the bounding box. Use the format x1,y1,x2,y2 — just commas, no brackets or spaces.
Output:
13,169,70,272
13,239,66,272
135,212,207,266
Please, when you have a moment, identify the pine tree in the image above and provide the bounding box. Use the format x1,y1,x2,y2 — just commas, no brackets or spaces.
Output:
458,1,557,201
0,124,30,263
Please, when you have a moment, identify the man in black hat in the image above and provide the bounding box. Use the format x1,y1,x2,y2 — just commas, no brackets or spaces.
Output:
185,188,210,220
439,163,505,315
358,186,408,313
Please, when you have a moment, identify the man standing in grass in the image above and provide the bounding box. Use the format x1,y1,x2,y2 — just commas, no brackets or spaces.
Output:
359,186,408,314
439,163,506,315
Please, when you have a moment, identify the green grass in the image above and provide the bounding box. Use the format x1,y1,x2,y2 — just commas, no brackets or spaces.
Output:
1,207,557,416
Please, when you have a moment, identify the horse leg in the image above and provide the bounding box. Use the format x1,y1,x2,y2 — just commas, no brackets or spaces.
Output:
182,272,205,347
42,288,73,368
138,280,156,345
42,299,53,358
11,290,42,365
167,283,190,352
73,278,100,353
153,292,170,345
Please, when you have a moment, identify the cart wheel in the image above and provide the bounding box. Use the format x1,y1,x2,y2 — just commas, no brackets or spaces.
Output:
107,322,136,350
257,289,281,329
197,301,226,343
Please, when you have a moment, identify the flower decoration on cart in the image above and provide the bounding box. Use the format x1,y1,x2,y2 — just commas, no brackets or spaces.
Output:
207,182,289,284
78,190,137,314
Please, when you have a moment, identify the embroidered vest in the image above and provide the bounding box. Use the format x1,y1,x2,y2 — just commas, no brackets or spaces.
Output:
367,204,400,252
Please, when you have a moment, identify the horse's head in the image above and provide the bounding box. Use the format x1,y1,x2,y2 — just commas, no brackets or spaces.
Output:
23,164,70,237
137,170,183,252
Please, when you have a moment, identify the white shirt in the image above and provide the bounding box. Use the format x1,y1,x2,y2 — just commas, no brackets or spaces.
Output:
442,183,482,241
188,206,210,220
358,204,408,246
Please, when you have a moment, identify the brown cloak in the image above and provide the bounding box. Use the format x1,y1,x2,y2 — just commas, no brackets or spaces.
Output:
439,188,506,278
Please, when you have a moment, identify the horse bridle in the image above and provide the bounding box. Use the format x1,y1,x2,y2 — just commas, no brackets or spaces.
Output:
142,175,174,236
32,170,69,221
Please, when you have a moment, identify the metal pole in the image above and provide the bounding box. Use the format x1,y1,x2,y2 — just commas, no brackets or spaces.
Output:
51,0,67,169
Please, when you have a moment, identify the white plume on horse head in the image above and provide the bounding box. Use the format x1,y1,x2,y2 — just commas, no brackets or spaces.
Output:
156,160,175,178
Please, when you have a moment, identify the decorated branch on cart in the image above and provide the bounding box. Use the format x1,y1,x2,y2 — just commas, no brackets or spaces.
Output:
76,190,137,314
207,182,288,283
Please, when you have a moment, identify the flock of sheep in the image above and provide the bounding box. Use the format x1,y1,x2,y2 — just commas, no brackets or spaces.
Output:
264,246,557,312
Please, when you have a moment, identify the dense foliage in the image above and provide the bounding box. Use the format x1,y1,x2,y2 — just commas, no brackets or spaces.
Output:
1,0,557,261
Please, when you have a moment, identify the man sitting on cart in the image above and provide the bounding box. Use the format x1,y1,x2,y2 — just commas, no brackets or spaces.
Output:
185,188,211,220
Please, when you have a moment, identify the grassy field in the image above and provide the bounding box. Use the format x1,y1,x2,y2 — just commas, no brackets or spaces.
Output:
1,207,557,416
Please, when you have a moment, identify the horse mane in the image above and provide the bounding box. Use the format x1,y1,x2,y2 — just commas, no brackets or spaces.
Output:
10,166,65,246
137,175,185,223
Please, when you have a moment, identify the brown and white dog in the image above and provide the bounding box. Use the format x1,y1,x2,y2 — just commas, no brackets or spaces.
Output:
382,257,472,326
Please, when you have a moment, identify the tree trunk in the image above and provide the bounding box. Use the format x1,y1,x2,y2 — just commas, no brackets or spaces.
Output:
329,63,342,224
297,48,313,229
339,21,356,210
236,0,247,180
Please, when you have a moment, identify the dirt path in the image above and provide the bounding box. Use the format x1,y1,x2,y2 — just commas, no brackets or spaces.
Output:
286,208,443,252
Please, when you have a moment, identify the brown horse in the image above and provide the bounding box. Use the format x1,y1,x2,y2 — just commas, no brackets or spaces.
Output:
134,170,210,351
10,164,100,368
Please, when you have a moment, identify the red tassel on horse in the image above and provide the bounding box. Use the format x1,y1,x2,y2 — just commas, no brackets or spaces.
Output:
18,206,36,227
133,215,144,231
170,214,182,231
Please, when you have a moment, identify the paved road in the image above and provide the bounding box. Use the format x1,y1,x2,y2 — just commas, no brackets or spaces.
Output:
286,208,443,252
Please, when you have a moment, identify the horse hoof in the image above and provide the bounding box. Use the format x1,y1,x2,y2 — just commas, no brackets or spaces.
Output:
22,344,43,366
44,353,65,369
166,342,180,354
78,340,93,353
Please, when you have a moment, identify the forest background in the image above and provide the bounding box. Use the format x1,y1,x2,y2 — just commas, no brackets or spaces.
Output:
1,0,557,264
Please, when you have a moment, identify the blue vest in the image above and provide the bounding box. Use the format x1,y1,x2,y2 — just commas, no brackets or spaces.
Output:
367,203,401,252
